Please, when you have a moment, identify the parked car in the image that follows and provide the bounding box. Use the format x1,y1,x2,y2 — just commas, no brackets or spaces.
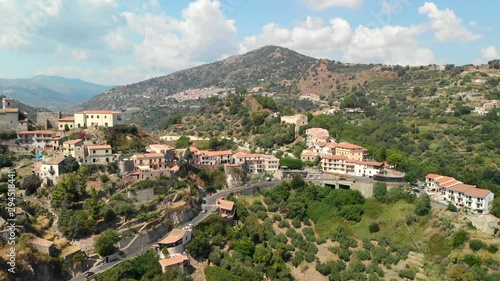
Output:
201,209,207,214
84,271,95,278
186,223,194,229
339,177,347,180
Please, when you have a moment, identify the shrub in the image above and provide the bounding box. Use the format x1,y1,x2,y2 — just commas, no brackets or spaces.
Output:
272,214,282,222
452,230,470,248
447,203,458,212
316,237,327,245
487,244,498,253
369,223,380,233
355,249,372,261
292,218,302,228
278,220,290,229
463,254,482,267
398,269,416,280
469,239,486,252
340,205,364,222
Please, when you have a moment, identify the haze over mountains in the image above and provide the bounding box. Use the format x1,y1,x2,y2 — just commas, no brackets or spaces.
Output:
0,75,113,111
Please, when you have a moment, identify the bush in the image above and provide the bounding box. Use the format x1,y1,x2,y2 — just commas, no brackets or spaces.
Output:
487,244,498,253
292,218,302,228
398,269,416,280
355,249,372,261
463,254,482,267
452,230,470,248
278,220,290,229
469,239,486,252
369,222,380,233
447,203,458,212
340,205,364,222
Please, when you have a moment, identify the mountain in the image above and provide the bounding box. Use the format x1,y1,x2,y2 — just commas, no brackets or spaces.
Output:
0,75,113,110
0,94,42,122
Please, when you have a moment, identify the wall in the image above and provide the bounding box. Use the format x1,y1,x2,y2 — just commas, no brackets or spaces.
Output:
37,111,60,129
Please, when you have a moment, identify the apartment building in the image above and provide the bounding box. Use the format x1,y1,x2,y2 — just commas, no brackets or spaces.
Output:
335,142,368,161
300,150,319,162
131,153,167,170
192,150,233,165
232,153,279,174
39,157,65,185
84,145,113,165
62,139,86,161
305,127,330,147
17,130,56,149
444,184,494,214
74,110,124,129
321,156,383,177
57,116,75,131
321,155,347,174
425,174,461,192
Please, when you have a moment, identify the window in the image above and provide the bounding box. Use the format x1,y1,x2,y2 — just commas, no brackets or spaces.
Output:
91,115,94,118
105,150,109,153
93,158,96,162
97,115,99,118
93,150,96,154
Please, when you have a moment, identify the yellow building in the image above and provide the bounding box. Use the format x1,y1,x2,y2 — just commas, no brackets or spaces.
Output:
74,110,124,129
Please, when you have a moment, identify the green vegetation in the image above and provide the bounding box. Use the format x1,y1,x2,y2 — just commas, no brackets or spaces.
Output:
95,229,121,257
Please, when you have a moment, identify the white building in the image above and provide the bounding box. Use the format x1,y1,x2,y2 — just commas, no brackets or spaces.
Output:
191,150,233,165
39,158,65,185
444,184,495,214
57,116,75,131
232,153,279,175
74,110,124,129
17,130,56,149
321,156,383,178
158,229,192,255
84,145,113,165
305,128,330,147
62,139,86,161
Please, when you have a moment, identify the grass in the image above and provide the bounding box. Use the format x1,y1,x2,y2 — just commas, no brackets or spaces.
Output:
242,194,264,205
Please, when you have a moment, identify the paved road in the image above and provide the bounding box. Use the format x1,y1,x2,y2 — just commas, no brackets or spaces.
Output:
71,180,283,281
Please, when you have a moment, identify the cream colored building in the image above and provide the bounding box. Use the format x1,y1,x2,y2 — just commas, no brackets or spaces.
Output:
305,128,330,147
0,97,28,132
233,153,279,175
334,142,368,161
84,144,113,165
39,157,65,185
62,139,86,161
300,150,319,162
74,110,124,129
58,116,75,131
131,153,167,170
280,114,308,126
158,229,192,255
192,150,233,165
17,130,56,149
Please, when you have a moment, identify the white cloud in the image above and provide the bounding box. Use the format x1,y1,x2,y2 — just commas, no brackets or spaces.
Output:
481,46,498,61
306,0,363,10
71,49,89,60
103,29,128,50
418,2,481,42
123,0,237,71
239,17,352,58
344,25,434,66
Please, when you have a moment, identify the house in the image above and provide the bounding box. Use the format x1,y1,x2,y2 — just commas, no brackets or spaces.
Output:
17,130,56,149
444,184,494,214
353,160,384,178
62,139,86,161
280,114,308,126
312,142,337,156
39,157,65,185
84,145,113,165
159,255,190,274
158,229,192,255
131,153,167,170
334,142,368,161
57,116,75,131
232,153,279,175
305,128,330,147
321,155,347,174
217,198,235,218
74,110,124,129
425,174,460,192
300,150,319,162
32,237,56,256
321,157,383,177
50,137,63,151
191,150,233,165
0,97,28,132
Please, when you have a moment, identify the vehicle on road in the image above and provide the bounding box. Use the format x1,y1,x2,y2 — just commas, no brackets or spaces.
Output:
201,209,207,214
187,223,194,229
339,177,347,180
84,271,94,278
211,210,218,214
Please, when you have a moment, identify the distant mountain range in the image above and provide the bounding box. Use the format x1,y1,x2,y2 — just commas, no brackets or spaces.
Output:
0,75,113,111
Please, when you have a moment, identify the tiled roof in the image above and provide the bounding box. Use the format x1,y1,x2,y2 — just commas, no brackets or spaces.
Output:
159,255,189,267
132,153,164,159
158,229,189,244
32,237,54,248
425,174,441,180
148,144,174,151
87,144,111,149
75,110,122,114
322,155,347,160
464,188,492,198
43,157,65,165
440,180,462,188
218,199,235,211
58,116,74,121
17,130,55,135
196,150,233,157
64,139,83,145
448,184,475,193
335,142,366,150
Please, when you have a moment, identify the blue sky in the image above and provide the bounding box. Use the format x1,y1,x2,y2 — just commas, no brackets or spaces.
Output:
0,0,498,85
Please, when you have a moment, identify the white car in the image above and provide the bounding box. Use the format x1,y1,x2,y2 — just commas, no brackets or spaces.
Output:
187,223,194,229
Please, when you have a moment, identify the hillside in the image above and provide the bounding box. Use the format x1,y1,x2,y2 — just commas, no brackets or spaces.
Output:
0,75,112,110
0,94,43,122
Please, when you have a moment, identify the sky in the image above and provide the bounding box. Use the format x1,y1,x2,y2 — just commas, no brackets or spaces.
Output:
0,0,498,86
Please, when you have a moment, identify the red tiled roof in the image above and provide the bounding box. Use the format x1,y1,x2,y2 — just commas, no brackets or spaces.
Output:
169,165,180,172
75,110,122,114
17,130,55,135
64,139,83,145
440,180,462,188
464,188,492,198
196,150,233,157
87,144,111,149
425,174,442,180
335,142,366,150
448,184,475,193
58,116,74,121
159,255,189,267
218,199,235,211
435,176,456,184
233,152,266,158
357,161,383,167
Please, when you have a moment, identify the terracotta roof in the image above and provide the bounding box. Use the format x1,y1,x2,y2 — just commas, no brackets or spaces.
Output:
132,153,164,159
43,157,65,165
64,139,83,145
58,116,74,121
233,152,266,158
75,110,122,114
158,229,189,244
440,180,462,188
357,161,383,167
17,130,55,135
464,188,492,198
435,176,456,184
159,255,189,267
322,155,347,160
32,237,54,248
148,144,174,151
196,150,233,157
0,108,18,113
169,165,180,172
335,142,366,150
87,144,111,149
218,199,235,211
426,174,441,180
448,184,475,193
301,150,319,156
189,147,199,153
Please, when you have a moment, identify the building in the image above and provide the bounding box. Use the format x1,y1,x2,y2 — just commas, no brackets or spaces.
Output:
158,229,192,255
50,137,63,151
131,153,167,170
39,157,65,185
321,155,347,174
300,150,319,162
0,97,28,132
305,128,330,147
74,110,124,129
84,145,113,165
353,160,384,178
17,130,56,149
32,237,56,256
444,184,495,214
37,111,60,130
312,142,337,156
146,144,177,167
159,255,190,274
58,116,75,131
321,156,383,177
280,114,308,126
191,150,233,165
62,139,86,161
425,174,461,192
217,198,235,218
232,153,279,175
334,142,368,161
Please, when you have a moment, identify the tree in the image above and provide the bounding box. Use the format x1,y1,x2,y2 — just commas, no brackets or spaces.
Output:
290,174,305,190
58,210,95,239
452,230,469,248
233,238,255,257
253,244,272,265
186,234,210,259
369,222,380,233
64,124,70,132
415,194,431,216
95,229,120,257
62,156,79,173
175,136,190,149
373,182,387,202
279,157,303,169
491,197,500,218
469,239,486,252
21,173,42,195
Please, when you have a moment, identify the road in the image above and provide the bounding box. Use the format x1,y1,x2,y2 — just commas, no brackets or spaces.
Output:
70,180,283,281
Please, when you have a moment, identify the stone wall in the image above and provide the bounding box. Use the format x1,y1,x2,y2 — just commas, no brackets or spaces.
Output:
36,111,60,129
